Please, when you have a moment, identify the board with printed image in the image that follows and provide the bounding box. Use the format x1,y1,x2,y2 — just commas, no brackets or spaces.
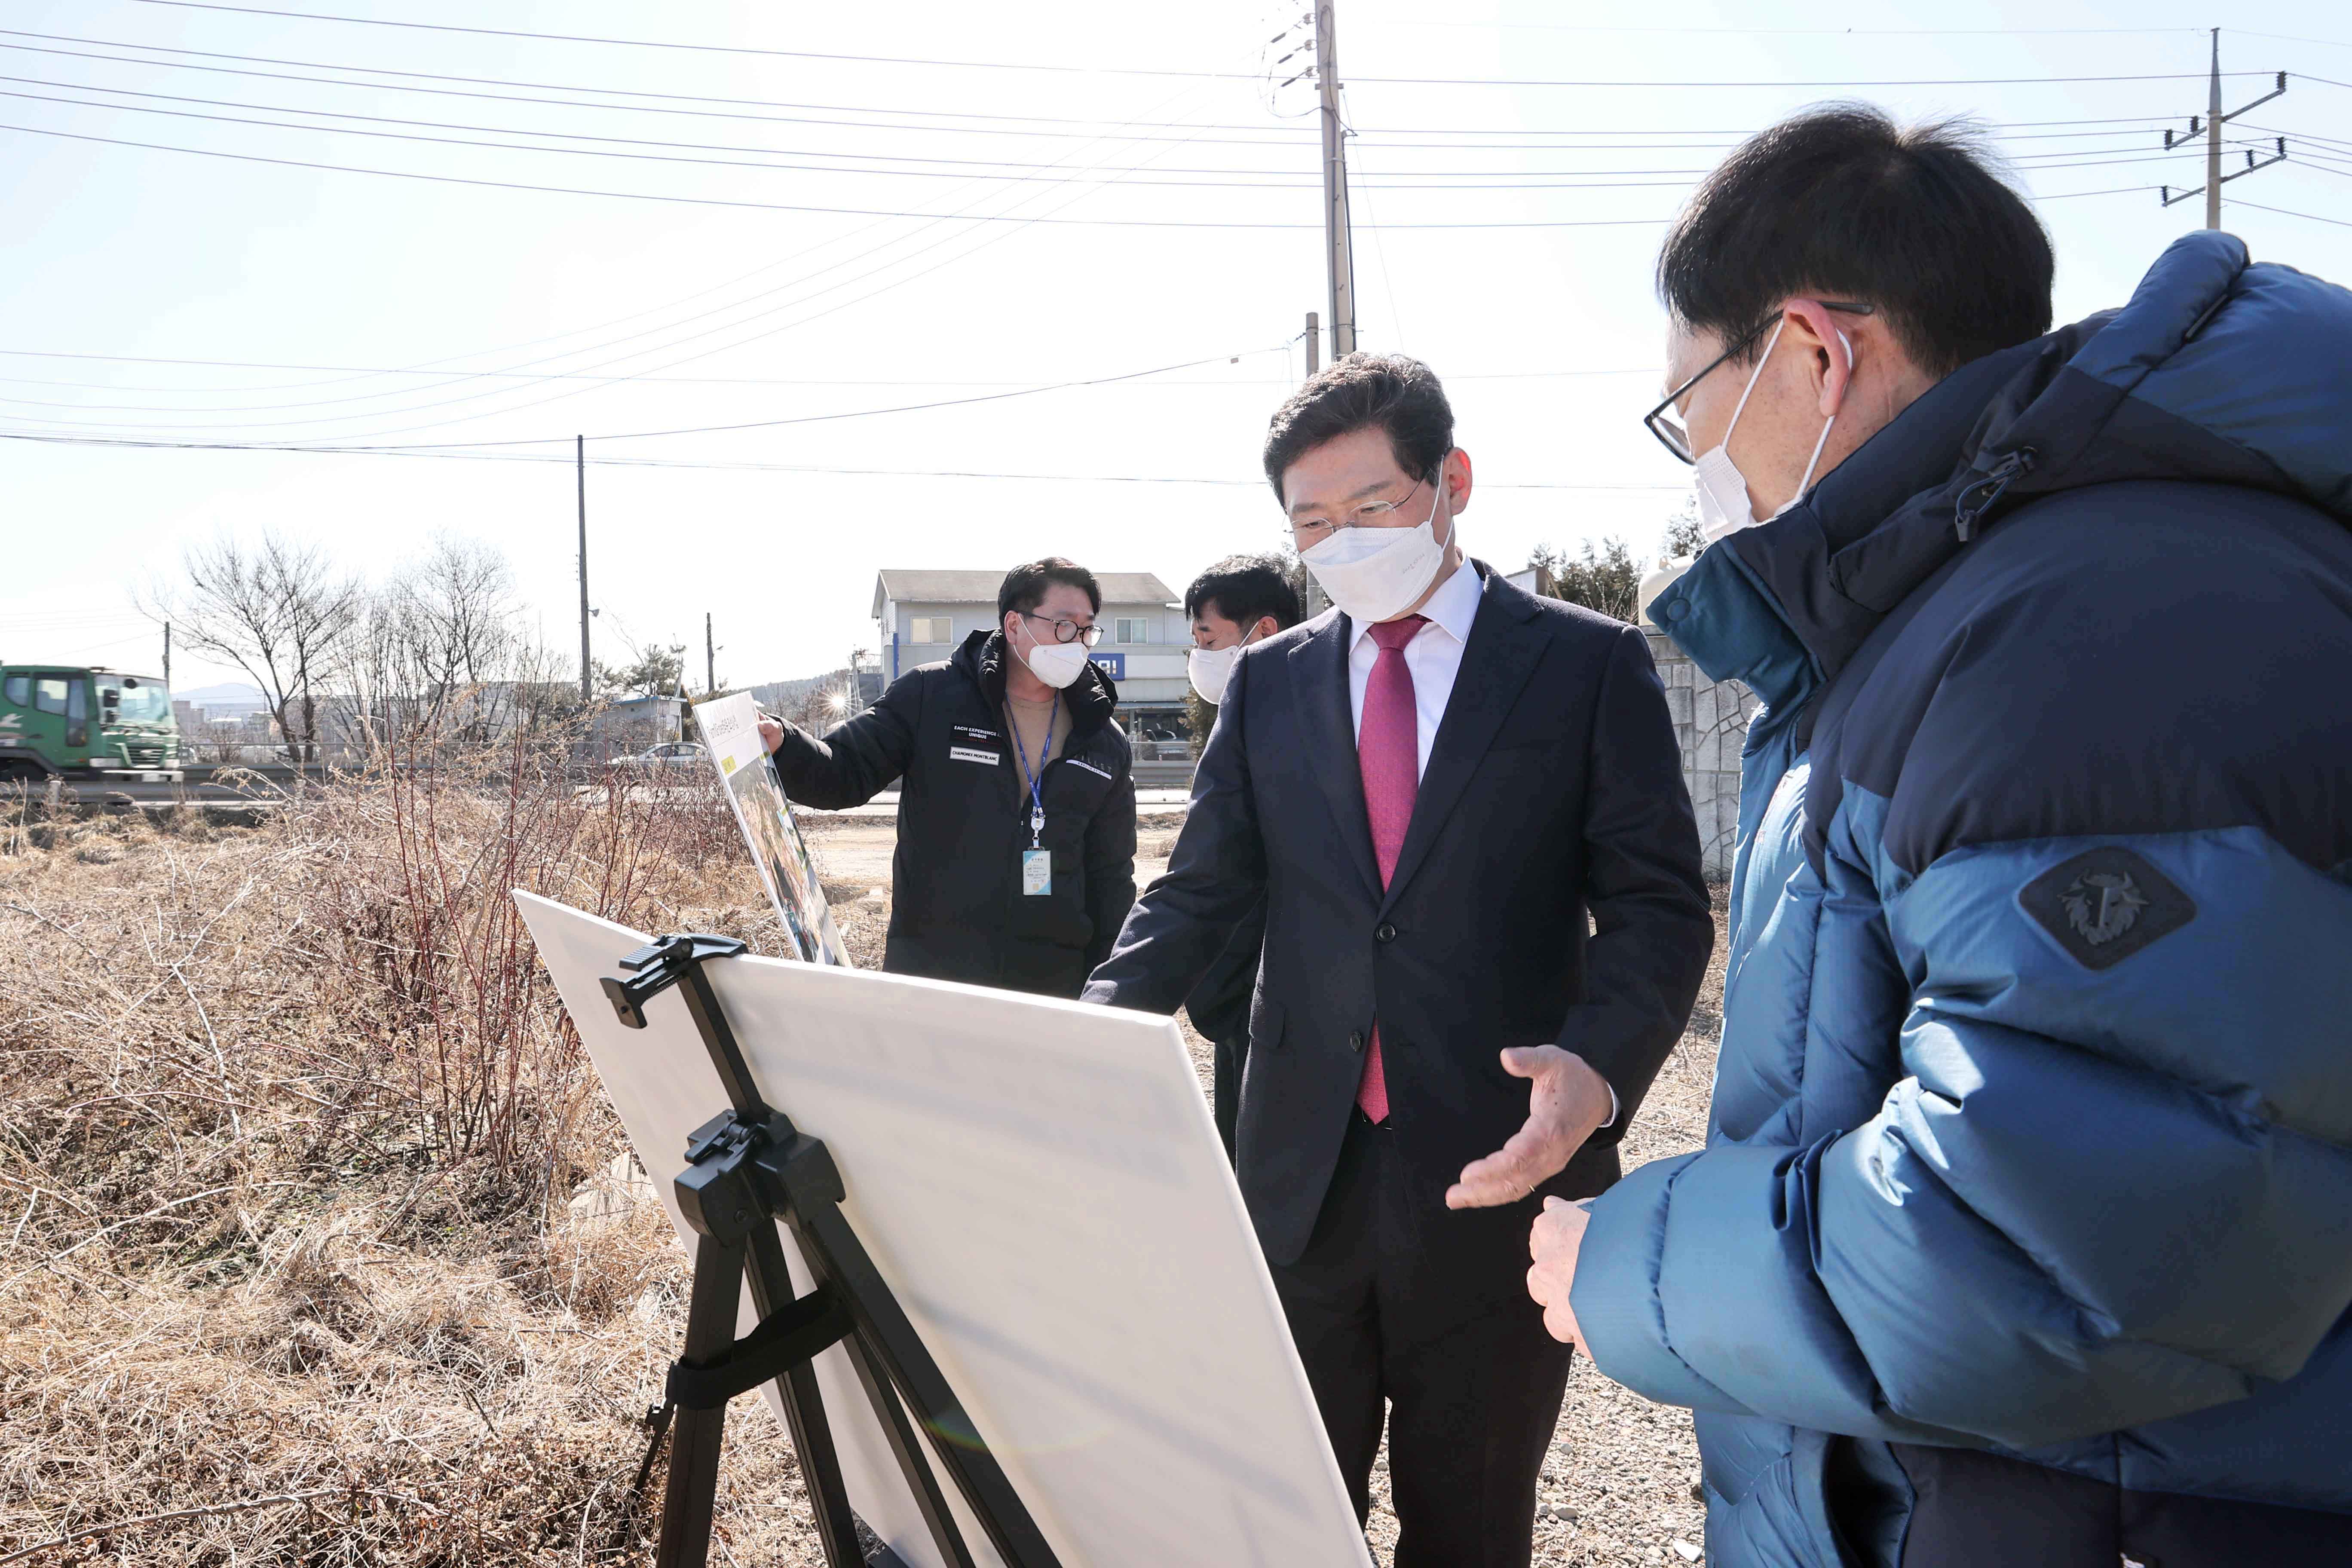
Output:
692,692,852,967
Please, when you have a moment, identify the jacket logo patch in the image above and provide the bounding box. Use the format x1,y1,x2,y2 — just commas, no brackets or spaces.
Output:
1066,757,1114,781
948,745,1001,766
2020,847,2195,971
2062,872,2147,946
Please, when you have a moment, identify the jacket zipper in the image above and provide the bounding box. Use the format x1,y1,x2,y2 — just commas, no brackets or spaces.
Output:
1953,447,2037,543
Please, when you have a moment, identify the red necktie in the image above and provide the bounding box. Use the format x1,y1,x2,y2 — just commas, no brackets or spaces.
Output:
1355,614,1427,1122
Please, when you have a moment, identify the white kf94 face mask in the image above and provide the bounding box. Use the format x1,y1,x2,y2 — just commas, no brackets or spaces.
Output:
1692,320,1850,546
1300,478,1450,625
1185,627,1262,704
1020,631,1092,690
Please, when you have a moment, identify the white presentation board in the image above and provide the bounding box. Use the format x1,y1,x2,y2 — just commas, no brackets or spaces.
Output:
516,892,1367,1568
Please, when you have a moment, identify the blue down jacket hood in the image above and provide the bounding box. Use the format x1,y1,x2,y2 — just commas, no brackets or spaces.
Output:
1582,228,2352,1567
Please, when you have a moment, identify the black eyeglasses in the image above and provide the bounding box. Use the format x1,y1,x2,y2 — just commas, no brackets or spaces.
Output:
1642,301,1876,465
1019,611,1104,648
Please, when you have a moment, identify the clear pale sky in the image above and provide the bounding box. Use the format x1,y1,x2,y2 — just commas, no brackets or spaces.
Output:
5,0,2348,692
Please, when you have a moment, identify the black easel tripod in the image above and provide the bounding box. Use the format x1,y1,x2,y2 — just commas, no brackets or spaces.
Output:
601,934,1064,1568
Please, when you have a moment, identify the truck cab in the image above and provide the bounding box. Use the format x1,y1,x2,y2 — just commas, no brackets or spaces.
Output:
0,666,184,783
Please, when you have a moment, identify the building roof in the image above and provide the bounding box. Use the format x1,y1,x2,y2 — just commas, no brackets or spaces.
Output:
872,569,1177,618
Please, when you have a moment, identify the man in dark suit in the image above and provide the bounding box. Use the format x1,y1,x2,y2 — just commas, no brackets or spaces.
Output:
1178,551,1305,1158
1083,354,1712,1566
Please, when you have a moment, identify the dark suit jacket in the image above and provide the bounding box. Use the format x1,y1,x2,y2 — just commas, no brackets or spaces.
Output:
1182,896,1265,1047
1082,564,1712,1266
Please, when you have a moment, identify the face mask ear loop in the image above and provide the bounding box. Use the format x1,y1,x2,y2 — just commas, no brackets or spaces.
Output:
1721,318,1785,447
1790,328,1853,504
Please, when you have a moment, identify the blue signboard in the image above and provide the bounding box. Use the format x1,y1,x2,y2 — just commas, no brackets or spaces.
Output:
1090,652,1126,681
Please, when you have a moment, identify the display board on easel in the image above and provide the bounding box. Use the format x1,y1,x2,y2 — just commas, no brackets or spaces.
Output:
517,891,1369,1568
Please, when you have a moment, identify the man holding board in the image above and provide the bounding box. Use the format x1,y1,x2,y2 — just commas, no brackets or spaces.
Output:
1085,356,1712,1565
760,557,1136,1000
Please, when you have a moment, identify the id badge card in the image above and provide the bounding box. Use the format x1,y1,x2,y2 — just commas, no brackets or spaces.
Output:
1021,848,1052,897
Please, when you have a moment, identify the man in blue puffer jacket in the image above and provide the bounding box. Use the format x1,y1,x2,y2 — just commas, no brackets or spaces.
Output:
1530,106,2352,1565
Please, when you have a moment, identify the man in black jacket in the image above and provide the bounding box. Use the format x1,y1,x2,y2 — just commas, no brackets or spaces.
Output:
759,557,1136,999
1179,552,1303,1158
1084,357,1712,1566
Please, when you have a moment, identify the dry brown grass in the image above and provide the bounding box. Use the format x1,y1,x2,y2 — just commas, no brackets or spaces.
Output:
1,777,1723,1566
0,763,833,1565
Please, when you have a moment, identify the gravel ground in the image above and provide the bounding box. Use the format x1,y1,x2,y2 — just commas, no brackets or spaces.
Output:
802,815,1731,1567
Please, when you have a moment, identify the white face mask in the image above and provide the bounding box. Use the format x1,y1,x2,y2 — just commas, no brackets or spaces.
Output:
1300,476,1451,625
1185,625,1262,704
1014,620,1093,689
1691,320,1849,546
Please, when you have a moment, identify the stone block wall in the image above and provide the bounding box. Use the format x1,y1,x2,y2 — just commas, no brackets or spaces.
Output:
1642,628,1757,882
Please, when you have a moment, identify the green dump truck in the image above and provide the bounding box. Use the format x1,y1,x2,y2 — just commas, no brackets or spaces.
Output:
0,665,184,783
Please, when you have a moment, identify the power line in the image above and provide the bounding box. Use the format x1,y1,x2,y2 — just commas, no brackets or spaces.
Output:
0,117,2183,229
0,80,2207,191
0,31,1323,142
0,61,1301,439
0,72,2190,179
0,33,2200,144
90,6,2266,89
1393,18,2204,34
347,347,1304,449
0,427,1685,489
2227,196,2352,227
125,0,1278,80
2228,31,2352,52
0,348,1662,385
0,119,1706,228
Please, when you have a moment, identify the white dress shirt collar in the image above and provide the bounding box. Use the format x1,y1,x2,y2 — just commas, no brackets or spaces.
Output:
1345,557,1483,654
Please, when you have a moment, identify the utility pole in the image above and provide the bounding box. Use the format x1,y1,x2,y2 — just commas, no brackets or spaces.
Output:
576,434,591,702
2161,34,2286,224
162,623,172,690
705,612,716,695
1314,0,1357,360
2206,29,2223,231
1305,310,1320,377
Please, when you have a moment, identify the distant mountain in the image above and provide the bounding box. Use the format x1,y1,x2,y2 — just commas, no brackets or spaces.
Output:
176,682,269,711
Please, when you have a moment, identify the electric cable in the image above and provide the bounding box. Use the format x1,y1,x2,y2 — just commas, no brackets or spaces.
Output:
0,32,2205,145
0,428,1687,490
0,50,1382,440
2226,197,2352,227
108,3,2266,90
0,71,2193,178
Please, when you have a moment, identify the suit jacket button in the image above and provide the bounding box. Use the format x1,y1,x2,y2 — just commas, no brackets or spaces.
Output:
1348,1031,1364,1052
1375,922,1397,943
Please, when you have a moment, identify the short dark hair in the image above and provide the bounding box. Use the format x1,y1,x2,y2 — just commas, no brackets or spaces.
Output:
1185,553,1303,633
1660,105,2053,377
1262,352,1454,501
997,557,1100,621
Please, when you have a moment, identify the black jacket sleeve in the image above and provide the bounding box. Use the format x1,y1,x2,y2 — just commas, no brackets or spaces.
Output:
768,669,922,810
1558,625,1715,1139
1081,645,1267,1014
1081,732,1138,976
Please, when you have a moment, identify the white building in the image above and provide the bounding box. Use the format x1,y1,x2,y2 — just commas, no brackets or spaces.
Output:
872,569,1191,743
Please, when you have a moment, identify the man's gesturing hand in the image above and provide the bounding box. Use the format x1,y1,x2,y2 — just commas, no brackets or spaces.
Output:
757,717,784,754
1444,1045,1614,1209
1527,1196,1589,1348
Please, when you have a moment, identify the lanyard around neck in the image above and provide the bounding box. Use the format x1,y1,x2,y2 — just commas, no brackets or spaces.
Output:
1009,693,1057,848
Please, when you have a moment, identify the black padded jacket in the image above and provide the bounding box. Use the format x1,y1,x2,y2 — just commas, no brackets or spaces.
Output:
769,630,1136,999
